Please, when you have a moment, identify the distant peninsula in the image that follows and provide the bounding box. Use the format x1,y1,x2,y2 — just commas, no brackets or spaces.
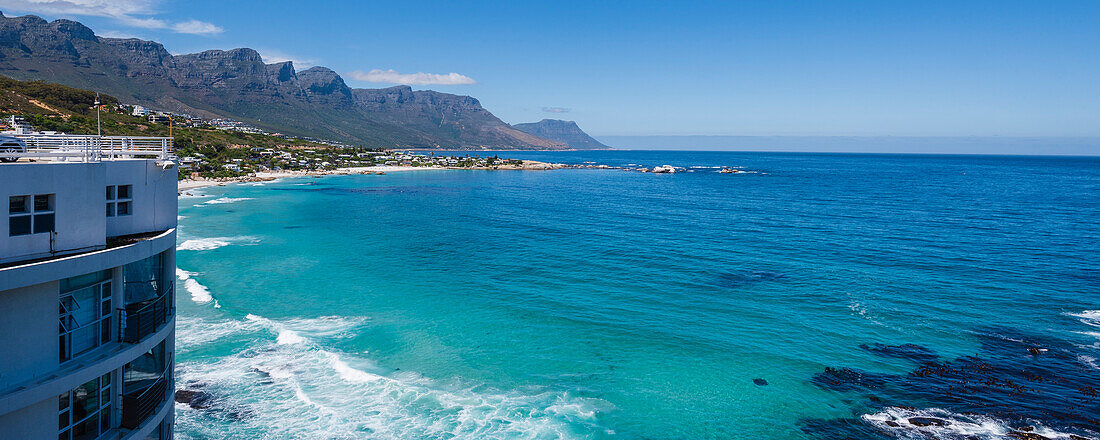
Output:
513,119,611,150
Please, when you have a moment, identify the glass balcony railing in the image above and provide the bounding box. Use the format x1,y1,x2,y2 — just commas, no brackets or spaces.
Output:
120,368,169,429
118,287,172,344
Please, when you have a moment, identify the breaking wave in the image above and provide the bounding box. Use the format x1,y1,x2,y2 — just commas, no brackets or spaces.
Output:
178,236,259,251
176,268,215,305
1068,310,1100,328
201,197,255,205
861,407,1089,440
174,314,609,439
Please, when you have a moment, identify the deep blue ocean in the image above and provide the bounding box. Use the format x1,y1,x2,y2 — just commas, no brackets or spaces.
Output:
173,151,1100,439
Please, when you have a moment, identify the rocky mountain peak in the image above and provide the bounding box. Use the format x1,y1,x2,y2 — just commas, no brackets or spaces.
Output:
0,13,572,149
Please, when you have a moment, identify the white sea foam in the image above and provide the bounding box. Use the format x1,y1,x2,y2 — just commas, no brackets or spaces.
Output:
200,197,254,205
178,236,259,251
175,315,259,352
862,407,1083,439
178,238,231,251
174,314,608,439
1068,310,1100,328
1077,331,1100,340
176,269,213,304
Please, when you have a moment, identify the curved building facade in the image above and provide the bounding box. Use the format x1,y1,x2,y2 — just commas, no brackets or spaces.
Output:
0,144,177,440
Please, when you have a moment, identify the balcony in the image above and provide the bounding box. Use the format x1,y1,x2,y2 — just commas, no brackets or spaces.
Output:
120,371,169,429
119,287,172,344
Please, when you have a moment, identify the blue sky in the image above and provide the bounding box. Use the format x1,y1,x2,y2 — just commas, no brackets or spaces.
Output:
2,0,1099,140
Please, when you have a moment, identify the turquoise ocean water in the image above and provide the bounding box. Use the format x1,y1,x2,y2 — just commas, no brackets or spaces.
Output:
173,151,1099,439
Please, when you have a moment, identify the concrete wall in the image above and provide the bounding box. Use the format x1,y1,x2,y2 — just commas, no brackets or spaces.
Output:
0,282,57,390
105,160,178,238
0,160,177,265
0,162,107,264
0,398,55,440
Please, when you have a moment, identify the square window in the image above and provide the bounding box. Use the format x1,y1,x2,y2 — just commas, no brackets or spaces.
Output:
34,194,52,212
105,186,115,201
9,195,28,214
34,213,55,234
106,203,115,217
116,202,130,216
9,215,31,236
117,185,131,199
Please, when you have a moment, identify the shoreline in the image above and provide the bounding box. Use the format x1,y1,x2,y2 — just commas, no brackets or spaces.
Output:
177,161,568,192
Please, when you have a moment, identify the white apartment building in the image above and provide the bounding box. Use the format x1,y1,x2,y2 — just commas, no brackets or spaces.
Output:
0,134,177,439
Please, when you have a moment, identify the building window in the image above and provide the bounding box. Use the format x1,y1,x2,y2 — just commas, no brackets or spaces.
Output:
121,251,173,344
58,373,111,440
122,342,171,429
106,185,132,217
125,252,166,305
59,270,112,363
9,194,54,236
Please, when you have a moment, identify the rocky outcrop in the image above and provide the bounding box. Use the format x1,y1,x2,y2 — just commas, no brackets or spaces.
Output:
512,119,609,149
0,12,569,149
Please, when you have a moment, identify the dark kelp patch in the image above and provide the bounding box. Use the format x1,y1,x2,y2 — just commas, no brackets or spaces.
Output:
803,328,1100,439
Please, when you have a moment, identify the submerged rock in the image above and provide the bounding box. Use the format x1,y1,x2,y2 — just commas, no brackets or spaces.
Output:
753,378,769,386
174,389,214,409
859,343,939,363
1009,432,1052,440
907,417,950,427
804,327,1100,439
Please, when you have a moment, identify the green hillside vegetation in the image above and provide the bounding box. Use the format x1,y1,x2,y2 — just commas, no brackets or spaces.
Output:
0,77,369,177
0,77,330,147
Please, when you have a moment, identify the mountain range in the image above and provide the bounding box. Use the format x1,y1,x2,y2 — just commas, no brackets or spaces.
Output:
0,12,606,150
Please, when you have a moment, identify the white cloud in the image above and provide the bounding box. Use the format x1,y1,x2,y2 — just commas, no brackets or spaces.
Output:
543,107,572,113
96,29,142,39
0,0,223,35
346,69,476,86
257,49,315,69
169,19,222,35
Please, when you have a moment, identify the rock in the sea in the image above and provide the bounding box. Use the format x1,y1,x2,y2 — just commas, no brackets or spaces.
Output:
907,417,950,427
174,389,214,409
652,165,676,173
753,378,769,386
1008,432,1052,440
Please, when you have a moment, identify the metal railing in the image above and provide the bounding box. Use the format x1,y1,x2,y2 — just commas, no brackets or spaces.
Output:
119,287,172,344
8,134,173,162
120,365,170,429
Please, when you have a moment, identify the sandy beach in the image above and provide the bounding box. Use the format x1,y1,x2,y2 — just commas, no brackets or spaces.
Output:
177,161,567,193
177,166,448,192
